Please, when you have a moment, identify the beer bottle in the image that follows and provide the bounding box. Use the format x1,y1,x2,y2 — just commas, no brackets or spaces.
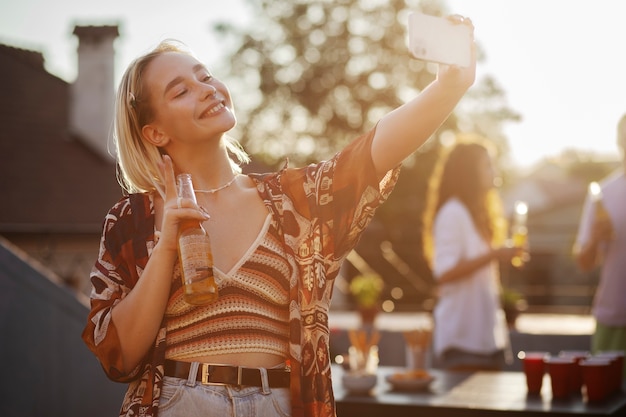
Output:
177,173,218,305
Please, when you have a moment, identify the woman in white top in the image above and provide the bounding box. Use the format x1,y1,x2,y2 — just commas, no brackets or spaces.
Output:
422,137,522,371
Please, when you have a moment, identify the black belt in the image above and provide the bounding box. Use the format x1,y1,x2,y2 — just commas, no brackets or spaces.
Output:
164,360,290,388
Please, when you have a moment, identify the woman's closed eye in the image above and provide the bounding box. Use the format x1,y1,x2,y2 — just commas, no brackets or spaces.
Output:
174,76,212,97
173,88,188,98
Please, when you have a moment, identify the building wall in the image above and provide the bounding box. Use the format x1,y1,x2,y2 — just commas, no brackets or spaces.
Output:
4,233,100,296
0,238,125,417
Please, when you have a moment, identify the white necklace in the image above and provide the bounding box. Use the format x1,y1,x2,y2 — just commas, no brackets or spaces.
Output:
194,175,238,194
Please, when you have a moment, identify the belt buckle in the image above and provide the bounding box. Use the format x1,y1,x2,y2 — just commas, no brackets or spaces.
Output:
201,363,211,385
201,364,243,386
236,366,243,385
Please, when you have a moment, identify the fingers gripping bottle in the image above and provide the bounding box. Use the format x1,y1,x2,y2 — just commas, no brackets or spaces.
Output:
177,173,218,305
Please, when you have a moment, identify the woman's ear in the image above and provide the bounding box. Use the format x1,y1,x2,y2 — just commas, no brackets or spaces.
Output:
142,124,170,147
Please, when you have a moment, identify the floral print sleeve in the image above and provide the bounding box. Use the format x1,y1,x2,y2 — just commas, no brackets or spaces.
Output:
82,193,157,382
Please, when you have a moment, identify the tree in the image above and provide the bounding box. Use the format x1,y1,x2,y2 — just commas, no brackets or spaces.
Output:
213,0,520,309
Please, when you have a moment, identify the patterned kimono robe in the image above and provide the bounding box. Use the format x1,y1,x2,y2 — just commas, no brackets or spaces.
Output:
82,128,400,417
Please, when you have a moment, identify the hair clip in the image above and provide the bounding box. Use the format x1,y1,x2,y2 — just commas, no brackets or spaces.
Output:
128,92,137,108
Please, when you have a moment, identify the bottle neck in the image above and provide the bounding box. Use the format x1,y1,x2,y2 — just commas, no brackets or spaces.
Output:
177,173,198,204
179,219,206,233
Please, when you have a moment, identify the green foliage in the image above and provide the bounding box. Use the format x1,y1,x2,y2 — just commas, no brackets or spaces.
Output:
213,0,518,168
501,287,527,311
349,273,384,308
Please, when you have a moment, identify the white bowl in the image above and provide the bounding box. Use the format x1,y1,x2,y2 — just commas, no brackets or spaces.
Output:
341,372,377,394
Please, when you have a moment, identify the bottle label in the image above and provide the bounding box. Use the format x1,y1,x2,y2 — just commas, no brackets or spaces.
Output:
179,234,214,284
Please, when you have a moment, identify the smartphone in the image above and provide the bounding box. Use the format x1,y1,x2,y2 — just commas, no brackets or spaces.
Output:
408,12,472,67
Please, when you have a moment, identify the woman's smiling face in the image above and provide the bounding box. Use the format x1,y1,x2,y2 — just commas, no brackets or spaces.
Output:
141,51,236,146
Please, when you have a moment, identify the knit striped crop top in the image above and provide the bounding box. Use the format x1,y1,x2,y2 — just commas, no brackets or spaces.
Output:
164,214,291,360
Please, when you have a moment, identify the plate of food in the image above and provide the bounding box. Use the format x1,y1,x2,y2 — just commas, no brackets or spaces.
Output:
385,369,434,392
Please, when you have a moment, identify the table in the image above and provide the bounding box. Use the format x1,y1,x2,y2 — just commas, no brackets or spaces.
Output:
332,366,626,417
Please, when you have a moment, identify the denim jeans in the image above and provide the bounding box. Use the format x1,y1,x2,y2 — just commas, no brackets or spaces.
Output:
158,362,291,417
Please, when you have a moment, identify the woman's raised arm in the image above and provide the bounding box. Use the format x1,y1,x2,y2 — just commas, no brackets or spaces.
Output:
371,17,476,177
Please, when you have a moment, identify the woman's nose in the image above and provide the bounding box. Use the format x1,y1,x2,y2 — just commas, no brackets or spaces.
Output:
202,84,217,99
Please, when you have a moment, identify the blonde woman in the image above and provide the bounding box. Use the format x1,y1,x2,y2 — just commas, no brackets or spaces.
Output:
83,17,475,417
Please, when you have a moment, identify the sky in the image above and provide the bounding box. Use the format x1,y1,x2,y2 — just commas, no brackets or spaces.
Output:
1,0,625,170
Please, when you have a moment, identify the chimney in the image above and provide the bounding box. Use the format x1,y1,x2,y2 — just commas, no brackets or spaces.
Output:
70,25,119,161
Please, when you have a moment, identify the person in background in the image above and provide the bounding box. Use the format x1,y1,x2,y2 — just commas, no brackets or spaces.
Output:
82,16,476,417
573,113,626,378
422,137,522,371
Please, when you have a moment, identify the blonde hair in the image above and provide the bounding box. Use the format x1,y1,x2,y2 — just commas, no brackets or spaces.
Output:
114,39,249,194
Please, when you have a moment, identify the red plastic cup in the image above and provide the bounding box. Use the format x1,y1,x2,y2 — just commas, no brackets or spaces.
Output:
559,350,590,394
521,351,549,395
581,358,612,402
545,356,576,399
595,351,624,393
